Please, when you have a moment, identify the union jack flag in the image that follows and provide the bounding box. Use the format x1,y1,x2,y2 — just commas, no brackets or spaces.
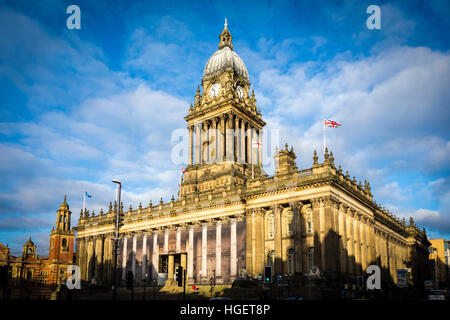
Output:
252,140,262,148
324,119,341,128
181,167,185,173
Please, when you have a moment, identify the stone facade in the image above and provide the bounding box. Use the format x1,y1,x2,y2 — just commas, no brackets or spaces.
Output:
429,239,450,288
0,196,75,299
74,22,430,293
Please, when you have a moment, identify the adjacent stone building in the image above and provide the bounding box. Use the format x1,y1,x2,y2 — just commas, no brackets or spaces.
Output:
429,239,450,288
0,196,75,299
74,22,430,294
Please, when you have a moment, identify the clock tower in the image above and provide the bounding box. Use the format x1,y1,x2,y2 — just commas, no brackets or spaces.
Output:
181,20,266,201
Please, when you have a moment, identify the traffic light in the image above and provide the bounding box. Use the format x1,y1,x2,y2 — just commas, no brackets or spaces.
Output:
176,266,183,287
127,271,134,290
264,266,272,283
117,209,124,228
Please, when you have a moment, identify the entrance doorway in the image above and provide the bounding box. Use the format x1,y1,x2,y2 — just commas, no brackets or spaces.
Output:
158,253,185,284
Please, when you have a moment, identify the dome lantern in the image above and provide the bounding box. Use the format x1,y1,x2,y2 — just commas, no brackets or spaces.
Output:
219,18,233,50
203,19,249,81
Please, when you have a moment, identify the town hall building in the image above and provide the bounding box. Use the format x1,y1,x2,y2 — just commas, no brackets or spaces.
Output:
74,22,430,294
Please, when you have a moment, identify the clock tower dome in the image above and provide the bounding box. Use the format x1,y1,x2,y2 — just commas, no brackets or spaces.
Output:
181,20,266,201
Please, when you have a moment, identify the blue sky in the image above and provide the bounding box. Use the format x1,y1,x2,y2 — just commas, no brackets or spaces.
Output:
0,0,449,256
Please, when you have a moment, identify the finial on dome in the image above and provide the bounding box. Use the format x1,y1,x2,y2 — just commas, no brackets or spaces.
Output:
219,19,233,50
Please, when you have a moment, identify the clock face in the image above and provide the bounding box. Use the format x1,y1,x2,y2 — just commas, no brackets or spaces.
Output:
209,83,221,98
237,86,244,100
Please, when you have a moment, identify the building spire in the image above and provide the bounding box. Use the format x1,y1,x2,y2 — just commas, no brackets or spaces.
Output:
219,18,233,50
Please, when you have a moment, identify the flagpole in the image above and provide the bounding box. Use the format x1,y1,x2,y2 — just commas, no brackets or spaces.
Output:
83,192,86,214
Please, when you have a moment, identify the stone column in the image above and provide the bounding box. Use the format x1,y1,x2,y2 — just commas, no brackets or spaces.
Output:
353,216,361,274
226,114,234,161
85,237,91,282
251,211,256,276
188,125,193,166
98,236,105,282
220,115,226,162
208,120,216,163
152,232,158,281
319,200,326,271
274,205,283,274
215,220,222,283
188,225,194,284
214,118,219,163
208,120,213,163
122,235,128,281
258,129,263,168
346,210,355,274
294,203,303,273
201,122,207,164
230,218,237,281
78,238,86,281
360,218,367,271
382,233,387,276
377,232,382,269
201,223,208,283
142,233,147,280
195,123,201,164
368,222,376,265
168,255,174,281
176,227,181,252
338,204,348,273
87,237,95,282
247,125,253,166
132,234,137,277
206,121,211,163
240,119,246,164
393,241,398,282
245,211,253,276
164,228,169,254
181,253,187,272
252,128,257,166
234,116,240,162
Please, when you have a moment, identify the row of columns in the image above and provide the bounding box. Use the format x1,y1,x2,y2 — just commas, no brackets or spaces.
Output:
333,202,408,279
77,234,113,284
188,113,262,167
187,217,239,283
79,217,241,285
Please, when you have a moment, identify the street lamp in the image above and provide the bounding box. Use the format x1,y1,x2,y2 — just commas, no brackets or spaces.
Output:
112,179,121,300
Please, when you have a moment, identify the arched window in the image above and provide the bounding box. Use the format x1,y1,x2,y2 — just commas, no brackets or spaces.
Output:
267,250,275,267
287,248,295,274
61,238,68,251
267,214,274,239
27,270,32,282
307,247,314,272
306,208,313,233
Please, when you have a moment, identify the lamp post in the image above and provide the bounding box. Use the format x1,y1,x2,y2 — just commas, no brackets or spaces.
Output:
112,179,121,300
